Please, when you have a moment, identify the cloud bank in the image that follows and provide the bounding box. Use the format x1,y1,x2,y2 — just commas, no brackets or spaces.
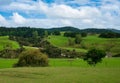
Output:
0,0,120,29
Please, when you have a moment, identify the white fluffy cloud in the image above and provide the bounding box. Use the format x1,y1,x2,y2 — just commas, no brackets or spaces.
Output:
0,0,120,29
11,12,26,24
0,14,8,26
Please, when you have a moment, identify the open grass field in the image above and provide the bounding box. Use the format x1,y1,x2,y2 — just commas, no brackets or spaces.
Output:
0,58,18,69
0,67,120,83
0,36,20,50
0,58,120,83
0,58,120,68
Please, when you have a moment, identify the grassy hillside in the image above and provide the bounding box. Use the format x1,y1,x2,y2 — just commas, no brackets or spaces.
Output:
47,35,87,52
47,35,120,54
0,58,120,83
48,35,69,47
0,36,20,50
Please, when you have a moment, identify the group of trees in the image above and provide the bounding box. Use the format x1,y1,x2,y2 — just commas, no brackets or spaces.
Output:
0,27,45,37
64,31,87,38
0,44,24,58
41,43,84,58
9,30,43,47
99,32,120,38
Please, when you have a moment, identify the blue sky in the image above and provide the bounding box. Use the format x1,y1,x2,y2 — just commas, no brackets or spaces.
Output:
0,0,120,29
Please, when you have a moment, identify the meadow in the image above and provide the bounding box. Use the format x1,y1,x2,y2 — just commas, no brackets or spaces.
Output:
0,36,20,50
0,58,120,83
0,58,120,69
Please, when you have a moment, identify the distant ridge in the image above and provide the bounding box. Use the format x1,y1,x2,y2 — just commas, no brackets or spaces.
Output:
47,26,120,34
47,26,80,32
0,26,120,34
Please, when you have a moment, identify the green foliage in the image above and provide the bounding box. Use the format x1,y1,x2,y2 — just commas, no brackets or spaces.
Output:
68,37,75,46
113,53,120,57
99,32,120,38
14,49,48,67
32,31,38,39
84,48,106,66
75,34,82,44
44,30,48,37
64,31,77,37
42,44,61,58
52,31,60,35
81,32,87,37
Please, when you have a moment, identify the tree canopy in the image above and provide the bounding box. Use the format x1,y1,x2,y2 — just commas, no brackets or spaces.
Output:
84,48,106,66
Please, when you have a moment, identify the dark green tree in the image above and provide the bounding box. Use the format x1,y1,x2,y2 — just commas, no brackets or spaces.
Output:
84,48,106,66
81,32,87,37
52,31,60,35
32,31,38,39
75,34,82,44
68,38,75,46
44,30,48,37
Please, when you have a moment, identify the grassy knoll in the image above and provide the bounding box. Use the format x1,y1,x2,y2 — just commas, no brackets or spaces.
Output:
0,36,20,50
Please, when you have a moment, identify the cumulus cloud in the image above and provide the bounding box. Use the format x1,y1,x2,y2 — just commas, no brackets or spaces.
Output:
11,12,26,24
0,0,120,29
0,14,8,26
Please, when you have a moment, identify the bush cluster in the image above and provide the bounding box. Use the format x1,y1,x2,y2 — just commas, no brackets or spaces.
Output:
14,49,48,67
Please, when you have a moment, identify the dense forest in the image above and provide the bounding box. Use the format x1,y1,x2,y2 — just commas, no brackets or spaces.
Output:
1,26,120,37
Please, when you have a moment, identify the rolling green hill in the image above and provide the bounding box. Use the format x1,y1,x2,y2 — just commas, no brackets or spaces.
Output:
47,35,120,54
0,36,20,50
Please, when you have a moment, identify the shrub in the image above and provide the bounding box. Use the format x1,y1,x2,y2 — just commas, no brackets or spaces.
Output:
84,48,106,66
14,49,48,67
75,34,82,44
113,53,120,57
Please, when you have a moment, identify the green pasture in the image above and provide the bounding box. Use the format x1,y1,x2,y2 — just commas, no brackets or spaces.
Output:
0,36,20,50
0,58,120,69
47,35,69,47
47,35,120,54
0,58,120,83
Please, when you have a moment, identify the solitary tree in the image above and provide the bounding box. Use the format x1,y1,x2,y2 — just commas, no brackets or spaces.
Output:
84,48,106,66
